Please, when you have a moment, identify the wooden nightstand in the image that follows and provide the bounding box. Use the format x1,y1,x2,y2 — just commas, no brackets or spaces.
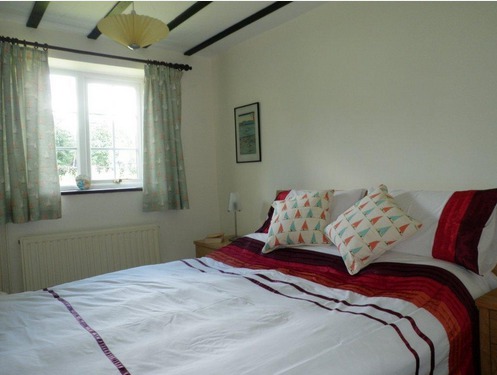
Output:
476,288,497,375
194,236,232,257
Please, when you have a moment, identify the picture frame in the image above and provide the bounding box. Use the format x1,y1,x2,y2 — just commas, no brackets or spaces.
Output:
234,102,261,163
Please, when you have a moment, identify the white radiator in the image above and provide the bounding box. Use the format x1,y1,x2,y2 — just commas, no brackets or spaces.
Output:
20,224,160,291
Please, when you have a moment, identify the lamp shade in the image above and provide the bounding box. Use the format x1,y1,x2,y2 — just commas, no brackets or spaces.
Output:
97,10,169,50
228,192,241,212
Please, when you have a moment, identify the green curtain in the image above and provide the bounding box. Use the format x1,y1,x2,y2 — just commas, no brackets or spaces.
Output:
142,65,189,211
0,42,61,224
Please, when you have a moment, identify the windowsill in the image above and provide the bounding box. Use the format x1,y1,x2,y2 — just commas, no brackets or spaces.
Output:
61,187,142,195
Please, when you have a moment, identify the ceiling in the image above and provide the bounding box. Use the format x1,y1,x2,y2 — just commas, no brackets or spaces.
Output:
0,1,324,57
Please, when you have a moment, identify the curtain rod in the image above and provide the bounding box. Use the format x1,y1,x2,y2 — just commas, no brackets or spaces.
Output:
0,35,192,71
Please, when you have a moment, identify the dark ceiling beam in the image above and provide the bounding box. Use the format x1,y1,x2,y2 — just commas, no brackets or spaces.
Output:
87,1,132,40
142,2,211,49
168,2,212,32
184,1,291,56
26,1,50,28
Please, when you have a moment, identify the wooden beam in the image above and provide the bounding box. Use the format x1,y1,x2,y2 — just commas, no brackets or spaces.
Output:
26,1,50,28
167,2,211,32
184,1,291,56
87,1,132,40
145,2,212,49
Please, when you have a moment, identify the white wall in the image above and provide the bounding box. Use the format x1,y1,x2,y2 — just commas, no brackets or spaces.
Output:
3,2,497,292
216,2,497,236
0,20,221,292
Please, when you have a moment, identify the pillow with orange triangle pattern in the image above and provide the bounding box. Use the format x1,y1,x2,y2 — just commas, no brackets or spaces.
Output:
262,190,334,253
325,184,422,275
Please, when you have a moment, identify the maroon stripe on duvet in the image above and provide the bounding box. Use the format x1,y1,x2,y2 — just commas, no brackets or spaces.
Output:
44,288,131,375
254,271,434,369
244,273,423,375
432,188,497,274
184,259,426,375
207,236,479,374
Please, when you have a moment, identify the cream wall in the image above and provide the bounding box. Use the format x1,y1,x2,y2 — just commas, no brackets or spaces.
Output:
216,2,497,236
0,20,221,292
2,2,497,292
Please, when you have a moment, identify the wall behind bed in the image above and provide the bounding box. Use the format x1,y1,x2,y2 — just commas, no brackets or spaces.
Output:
216,2,497,236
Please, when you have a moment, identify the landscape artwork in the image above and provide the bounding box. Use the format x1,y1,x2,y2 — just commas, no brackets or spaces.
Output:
238,111,256,155
234,102,261,163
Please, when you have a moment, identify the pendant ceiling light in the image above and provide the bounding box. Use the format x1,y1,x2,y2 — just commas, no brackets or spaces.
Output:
97,2,169,50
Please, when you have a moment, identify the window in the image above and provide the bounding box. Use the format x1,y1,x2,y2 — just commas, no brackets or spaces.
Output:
49,64,143,191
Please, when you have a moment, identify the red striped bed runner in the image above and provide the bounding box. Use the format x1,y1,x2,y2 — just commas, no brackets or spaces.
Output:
208,237,479,375
432,188,497,274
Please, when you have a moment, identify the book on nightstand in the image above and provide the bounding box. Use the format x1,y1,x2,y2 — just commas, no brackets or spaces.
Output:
202,232,225,243
194,233,232,258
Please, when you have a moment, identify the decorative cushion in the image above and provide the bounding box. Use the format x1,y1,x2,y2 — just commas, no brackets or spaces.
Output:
255,190,291,233
389,188,497,275
326,185,422,275
287,189,367,222
262,190,334,253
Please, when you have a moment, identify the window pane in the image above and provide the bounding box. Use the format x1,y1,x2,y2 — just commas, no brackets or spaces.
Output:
50,67,142,189
51,74,79,187
116,86,138,116
114,115,138,148
50,75,77,112
116,150,138,179
54,113,78,148
87,83,111,114
87,83,137,116
91,150,114,180
88,81,140,182
89,114,113,148
57,149,78,186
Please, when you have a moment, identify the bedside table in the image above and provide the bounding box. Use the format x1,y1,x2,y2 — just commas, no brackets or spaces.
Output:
194,236,232,257
476,288,497,375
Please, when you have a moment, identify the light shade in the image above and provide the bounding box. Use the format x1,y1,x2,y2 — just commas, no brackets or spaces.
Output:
97,10,169,50
228,192,241,212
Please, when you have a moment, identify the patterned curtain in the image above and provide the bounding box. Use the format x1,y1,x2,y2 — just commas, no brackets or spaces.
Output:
142,65,189,211
0,42,61,224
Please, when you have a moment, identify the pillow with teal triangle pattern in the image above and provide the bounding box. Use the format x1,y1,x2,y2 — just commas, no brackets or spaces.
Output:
325,185,422,275
262,190,334,253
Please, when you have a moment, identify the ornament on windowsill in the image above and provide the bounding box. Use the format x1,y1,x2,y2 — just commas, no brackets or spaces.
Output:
75,175,91,190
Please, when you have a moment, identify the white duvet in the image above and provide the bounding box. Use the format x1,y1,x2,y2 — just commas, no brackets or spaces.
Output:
1,238,495,375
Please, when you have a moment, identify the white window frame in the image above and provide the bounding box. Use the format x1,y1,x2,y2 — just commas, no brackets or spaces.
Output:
49,60,144,192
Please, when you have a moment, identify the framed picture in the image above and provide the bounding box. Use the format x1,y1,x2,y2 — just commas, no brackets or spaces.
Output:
234,102,261,163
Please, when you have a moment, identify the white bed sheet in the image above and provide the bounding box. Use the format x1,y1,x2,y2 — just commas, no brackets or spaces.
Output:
0,235,490,375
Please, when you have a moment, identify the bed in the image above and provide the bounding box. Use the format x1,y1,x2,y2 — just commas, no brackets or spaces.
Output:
2,186,497,375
